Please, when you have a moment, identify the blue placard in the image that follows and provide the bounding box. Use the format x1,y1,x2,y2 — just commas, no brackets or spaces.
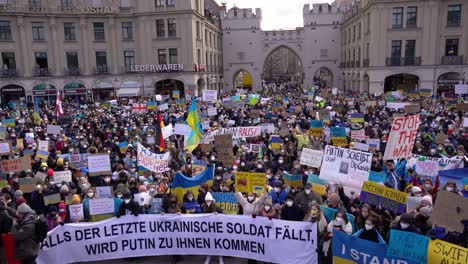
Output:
387,230,429,263
307,174,327,185
310,120,324,128
320,205,356,232
331,127,346,137
369,171,387,184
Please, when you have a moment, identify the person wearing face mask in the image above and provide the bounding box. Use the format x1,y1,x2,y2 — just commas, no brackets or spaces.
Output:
268,181,288,206
116,192,140,217
57,202,67,224
197,184,209,206
258,197,278,219
391,213,421,235
382,160,403,191
266,169,277,188
413,206,432,235
82,187,97,221
46,206,61,231
442,182,462,195
356,216,382,243
126,176,139,197
30,183,46,215
181,190,201,214
210,173,224,192
412,176,440,197
281,194,305,222
322,210,352,258
303,204,328,264
294,183,323,212
235,191,267,216
11,203,40,264
201,192,222,214
65,194,82,223
254,161,266,173
102,176,113,187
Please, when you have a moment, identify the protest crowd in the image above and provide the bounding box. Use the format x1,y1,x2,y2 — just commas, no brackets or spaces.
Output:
0,83,467,264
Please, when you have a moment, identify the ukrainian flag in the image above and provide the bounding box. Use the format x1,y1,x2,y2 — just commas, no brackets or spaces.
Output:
1,118,15,127
185,99,203,152
172,165,214,202
147,102,157,110
33,112,42,125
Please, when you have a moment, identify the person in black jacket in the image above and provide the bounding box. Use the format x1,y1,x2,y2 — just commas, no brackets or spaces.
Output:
0,201,13,264
357,216,382,243
116,192,140,217
391,213,421,234
281,194,305,221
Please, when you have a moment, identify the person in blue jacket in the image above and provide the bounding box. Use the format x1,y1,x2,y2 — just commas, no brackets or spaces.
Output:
181,190,201,214
268,181,288,206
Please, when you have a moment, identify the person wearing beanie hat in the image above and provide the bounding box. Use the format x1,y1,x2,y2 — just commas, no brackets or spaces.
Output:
14,190,23,199
57,202,67,223
294,182,323,212
410,186,423,197
116,192,140,217
268,180,288,205
281,193,305,222
46,205,60,231
420,195,433,207
15,197,27,208
258,197,279,219
392,213,421,234
47,168,54,178
201,192,222,214
40,162,48,169
11,202,39,263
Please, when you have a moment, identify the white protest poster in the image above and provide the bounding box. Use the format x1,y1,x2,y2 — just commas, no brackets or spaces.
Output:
455,84,468,95
69,203,84,222
202,126,262,143
38,140,49,152
26,133,35,144
207,107,217,116
353,142,369,152
463,117,468,128
35,172,47,181
350,130,366,141
202,90,218,102
89,198,114,215
137,143,170,173
408,154,463,171
383,115,420,160
87,154,111,176
415,160,439,177
46,125,61,135
155,94,162,101
174,124,192,136
134,193,151,206
366,138,380,151
161,124,173,139
0,141,11,155
386,102,410,109
158,103,169,111
95,186,113,199
319,145,373,189
406,197,423,213
53,171,72,183
36,214,317,264
299,148,323,168
202,121,211,130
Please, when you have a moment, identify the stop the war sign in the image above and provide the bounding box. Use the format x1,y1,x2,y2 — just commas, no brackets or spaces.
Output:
383,115,420,160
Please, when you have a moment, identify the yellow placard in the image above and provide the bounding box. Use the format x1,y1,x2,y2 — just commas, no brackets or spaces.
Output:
361,181,407,204
312,184,327,196
332,137,347,147
427,239,467,264
235,172,266,194
0,179,7,188
308,128,323,137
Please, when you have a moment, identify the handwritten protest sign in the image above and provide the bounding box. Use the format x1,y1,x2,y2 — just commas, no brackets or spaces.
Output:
387,230,428,263
212,193,239,215
69,204,84,222
404,104,420,114
19,177,42,193
282,172,303,188
203,126,262,143
350,129,365,141
383,115,420,160
46,125,61,135
44,193,62,206
299,148,323,168
161,124,173,139
307,128,323,137
36,140,49,160
0,141,12,155
87,154,111,176
360,181,407,214
415,160,439,177
408,154,463,171
202,90,218,102
235,172,266,194
89,198,115,215
1,156,31,173
53,171,72,183
95,186,113,199
318,109,330,122
427,239,467,264
319,145,372,188
429,190,467,233
137,143,170,173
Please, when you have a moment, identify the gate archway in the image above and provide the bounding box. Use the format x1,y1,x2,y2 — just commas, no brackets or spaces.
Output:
263,46,303,85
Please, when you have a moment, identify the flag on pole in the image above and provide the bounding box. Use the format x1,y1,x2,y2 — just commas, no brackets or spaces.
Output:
56,90,63,117
185,99,203,152
156,114,165,151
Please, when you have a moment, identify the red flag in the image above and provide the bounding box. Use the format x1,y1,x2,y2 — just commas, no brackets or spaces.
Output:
157,114,165,151
56,90,63,117
2,234,22,264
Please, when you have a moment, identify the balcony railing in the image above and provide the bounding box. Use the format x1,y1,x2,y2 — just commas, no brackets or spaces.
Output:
386,57,421,66
355,61,360,68
441,56,463,65
363,59,369,67
0,68,18,78
350,61,355,68
33,67,50,77
94,65,109,75
65,67,80,76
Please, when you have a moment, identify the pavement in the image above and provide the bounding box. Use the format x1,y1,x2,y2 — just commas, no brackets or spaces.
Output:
82,255,252,264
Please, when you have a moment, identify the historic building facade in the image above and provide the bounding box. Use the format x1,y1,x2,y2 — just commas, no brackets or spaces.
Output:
0,0,223,103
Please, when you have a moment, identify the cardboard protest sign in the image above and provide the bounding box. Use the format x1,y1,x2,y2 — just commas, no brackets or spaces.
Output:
87,154,111,176
235,172,266,194
299,148,323,168
404,104,420,114
455,103,468,112
202,90,218,102
319,145,372,189
0,141,12,155
415,160,439,177
318,109,330,122
383,115,420,160
307,128,323,137
212,193,239,215
427,239,467,264
44,193,62,206
214,134,235,166
350,129,365,141
360,181,407,214
387,230,428,263
89,198,115,215
53,171,72,183
434,133,448,145
46,125,61,135
1,156,31,173
429,190,467,233
69,203,84,222
19,177,42,193
199,144,213,153
282,172,303,188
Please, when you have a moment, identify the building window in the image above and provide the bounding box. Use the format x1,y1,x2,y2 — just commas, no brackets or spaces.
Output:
197,49,201,64
66,52,79,69
32,22,45,41
0,21,12,40
169,48,177,64
156,19,165,37
405,40,416,65
406,7,417,27
166,0,175,6
61,0,73,7
155,0,164,7
352,25,355,41
167,18,176,37
357,22,361,39
121,22,133,40
391,40,402,65
158,49,167,64
93,22,105,41
2,52,16,69
196,21,200,39
64,22,76,41
95,51,108,72
205,30,208,44
34,52,48,68
29,0,41,8
392,7,403,28
124,50,135,70
445,39,459,56
447,5,461,27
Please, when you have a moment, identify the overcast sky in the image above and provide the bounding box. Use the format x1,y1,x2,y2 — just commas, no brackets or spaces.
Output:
216,0,334,30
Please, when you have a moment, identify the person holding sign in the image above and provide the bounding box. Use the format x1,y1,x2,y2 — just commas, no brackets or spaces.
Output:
356,216,382,243
116,192,140,217
235,192,267,216
181,190,201,214
322,209,353,259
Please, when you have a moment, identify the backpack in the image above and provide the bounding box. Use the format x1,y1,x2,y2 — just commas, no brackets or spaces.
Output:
34,215,49,243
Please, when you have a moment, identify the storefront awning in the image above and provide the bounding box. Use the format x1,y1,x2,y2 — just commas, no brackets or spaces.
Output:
117,88,141,97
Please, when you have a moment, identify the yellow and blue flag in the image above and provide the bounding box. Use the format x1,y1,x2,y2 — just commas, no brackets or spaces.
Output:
147,102,157,110
172,165,214,202
1,118,15,127
185,99,203,152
